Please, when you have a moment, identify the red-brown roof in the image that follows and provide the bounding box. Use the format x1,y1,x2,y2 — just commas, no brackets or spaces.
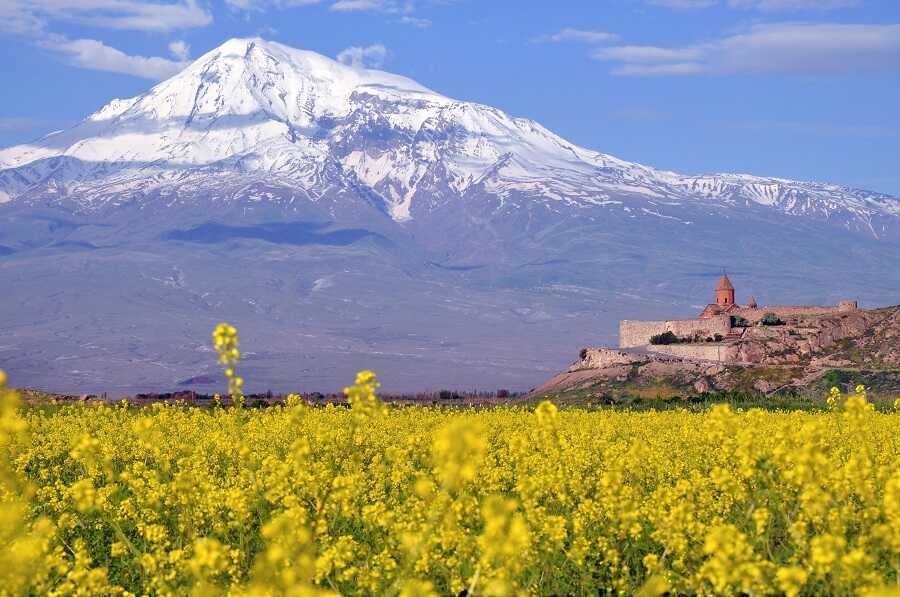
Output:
716,273,734,291
700,302,741,318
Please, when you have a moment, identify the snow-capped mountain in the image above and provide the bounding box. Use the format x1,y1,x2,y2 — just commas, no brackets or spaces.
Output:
2,38,900,395
2,37,898,235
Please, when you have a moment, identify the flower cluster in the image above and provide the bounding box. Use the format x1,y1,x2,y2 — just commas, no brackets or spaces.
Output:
212,323,244,406
2,370,900,595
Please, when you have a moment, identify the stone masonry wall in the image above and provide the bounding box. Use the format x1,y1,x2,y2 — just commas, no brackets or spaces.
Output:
733,301,858,323
646,343,738,362
619,315,731,348
573,348,640,370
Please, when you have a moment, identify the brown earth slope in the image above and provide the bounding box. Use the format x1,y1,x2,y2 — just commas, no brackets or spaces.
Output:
530,305,900,404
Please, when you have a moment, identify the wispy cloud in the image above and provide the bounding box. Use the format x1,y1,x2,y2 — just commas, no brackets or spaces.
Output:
40,35,189,80
398,15,432,28
225,0,320,10
168,40,191,61
223,0,442,26
646,0,857,9
532,28,620,44
330,0,415,13
0,1,202,80
728,0,857,10
736,120,898,138
0,117,62,134
336,43,388,68
0,0,212,34
331,0,384,10
593,23,900,76
645,0,717,8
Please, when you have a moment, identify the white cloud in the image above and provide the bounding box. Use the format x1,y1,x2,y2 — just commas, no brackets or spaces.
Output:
336,43,388,68
1,0,212,33
0,117,55,133
532,28,620,44
646,0,717,8
0,1,203,80
224,0,320,11
594,45,701,63
42,35,188,80
223,0,439,19
330,0,410,12
728,0,857,10
647,0,856,9
398,15,431,28
169,40,191,61
0,2,45,34
331,0,382,9
593,23,900,76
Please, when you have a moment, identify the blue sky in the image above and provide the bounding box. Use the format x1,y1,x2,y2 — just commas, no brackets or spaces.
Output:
2,0,899,194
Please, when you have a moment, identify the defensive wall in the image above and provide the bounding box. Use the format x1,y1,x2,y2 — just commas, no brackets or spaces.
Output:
572,345,739,369
573,348,639,370
619,315,731,349
645,343,738,362
730,301,858,323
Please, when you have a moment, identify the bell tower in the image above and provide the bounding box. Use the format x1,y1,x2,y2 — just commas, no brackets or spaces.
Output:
715,272,735,306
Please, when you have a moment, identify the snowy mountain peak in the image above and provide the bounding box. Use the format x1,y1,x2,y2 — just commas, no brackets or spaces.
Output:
0,38,899,232
0,37,451,174
120,37,446,127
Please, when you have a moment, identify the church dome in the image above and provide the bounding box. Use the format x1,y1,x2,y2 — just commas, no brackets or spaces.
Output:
716,273,734,291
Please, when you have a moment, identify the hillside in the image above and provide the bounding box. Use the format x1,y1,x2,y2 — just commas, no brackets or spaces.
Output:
530,305,900,404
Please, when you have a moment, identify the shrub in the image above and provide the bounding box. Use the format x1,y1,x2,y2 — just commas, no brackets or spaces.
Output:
760,312,784,326
650,331,679,345
714,334,724,342
731,316,749,327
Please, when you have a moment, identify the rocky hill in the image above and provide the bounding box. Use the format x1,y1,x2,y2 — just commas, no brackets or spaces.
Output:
531,305,900,403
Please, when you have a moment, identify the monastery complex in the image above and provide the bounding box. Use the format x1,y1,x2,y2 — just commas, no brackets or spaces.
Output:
618,274,858,362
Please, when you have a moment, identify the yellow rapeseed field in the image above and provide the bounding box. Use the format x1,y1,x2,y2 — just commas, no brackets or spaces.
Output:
2,334,900,595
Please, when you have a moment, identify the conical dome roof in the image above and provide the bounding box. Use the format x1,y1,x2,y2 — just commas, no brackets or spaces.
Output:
716,273,734,291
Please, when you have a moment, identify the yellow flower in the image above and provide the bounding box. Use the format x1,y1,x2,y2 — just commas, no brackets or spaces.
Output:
4,369,900,595
636,574,670,597
534,400,558,425
776,566,808,597
212,322,244,403
398,579,438,597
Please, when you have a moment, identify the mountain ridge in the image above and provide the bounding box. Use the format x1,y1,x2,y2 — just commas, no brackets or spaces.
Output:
2,37,899,236
2,37,900,394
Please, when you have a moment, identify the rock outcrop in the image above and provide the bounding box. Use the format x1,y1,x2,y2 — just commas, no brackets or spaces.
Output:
532,305,900,402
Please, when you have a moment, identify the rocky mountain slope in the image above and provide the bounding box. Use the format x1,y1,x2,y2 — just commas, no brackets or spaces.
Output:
1,38,900,394
531,305,900,403
3,38,900,236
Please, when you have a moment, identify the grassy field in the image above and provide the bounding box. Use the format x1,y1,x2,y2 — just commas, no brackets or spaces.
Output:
2,370,900,595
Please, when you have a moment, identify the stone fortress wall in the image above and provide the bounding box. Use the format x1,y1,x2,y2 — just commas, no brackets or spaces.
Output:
616,272,859,361
644,343,736,361
731,301,858,323
619,315,731,349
